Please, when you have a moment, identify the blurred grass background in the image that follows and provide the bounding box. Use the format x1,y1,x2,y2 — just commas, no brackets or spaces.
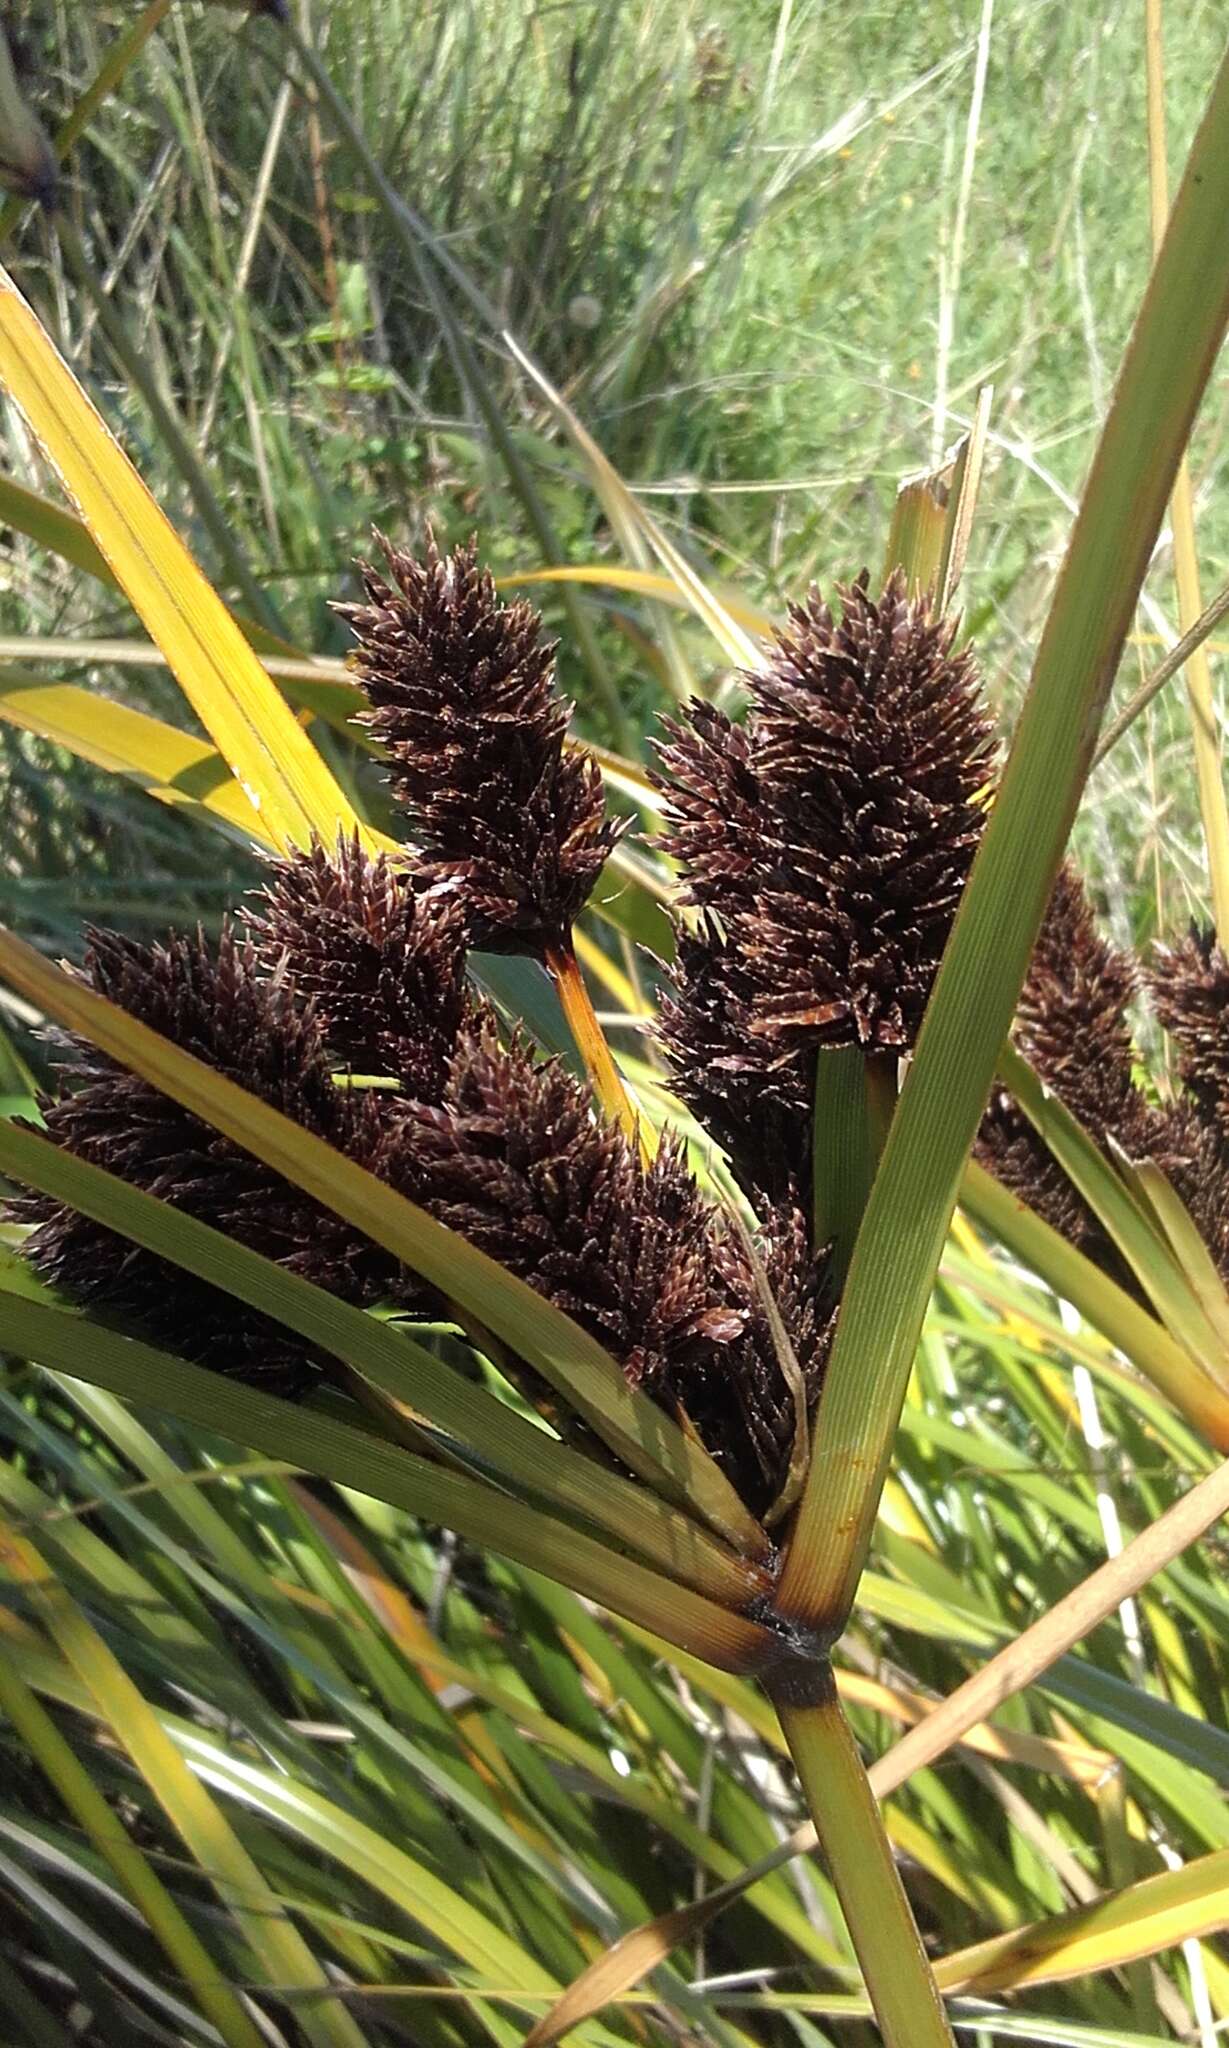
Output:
2,0,1227,950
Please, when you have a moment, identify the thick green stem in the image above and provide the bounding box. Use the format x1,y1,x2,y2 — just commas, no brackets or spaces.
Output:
774,1665,955,2048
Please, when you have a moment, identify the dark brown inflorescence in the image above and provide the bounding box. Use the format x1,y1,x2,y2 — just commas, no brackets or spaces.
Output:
1011,864,1143,1145
654,570,996,1201
336,532,623,955
14,827,832,1512
247,830,470,1102
15,923,418,1393
655,920,812,1205
394,1017,831,1513
975,865,1151,1286
975,867,1229,1294
1149,924,1229,1135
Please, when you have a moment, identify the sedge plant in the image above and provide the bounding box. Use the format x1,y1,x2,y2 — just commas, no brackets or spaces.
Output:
2,29,1229,2048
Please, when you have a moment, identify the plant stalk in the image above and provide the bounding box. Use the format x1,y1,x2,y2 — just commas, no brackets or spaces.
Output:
548,942,649,1162
774,1663,956,2048
812,1048,897,1287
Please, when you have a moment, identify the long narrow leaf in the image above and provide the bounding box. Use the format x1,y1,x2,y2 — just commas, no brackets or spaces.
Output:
0,264,358,853
0,1293,773,1672
0,1514,370,2048
938,1849,1229,1993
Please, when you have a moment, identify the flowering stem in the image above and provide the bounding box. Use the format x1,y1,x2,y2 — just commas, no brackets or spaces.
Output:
548,943,650,1165
774,1665,956,2048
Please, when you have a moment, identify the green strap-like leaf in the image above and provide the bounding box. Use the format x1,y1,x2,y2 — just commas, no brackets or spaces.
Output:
0,1292,774,1672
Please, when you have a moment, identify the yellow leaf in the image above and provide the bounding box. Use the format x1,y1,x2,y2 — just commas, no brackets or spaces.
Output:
0,263,359,854
0,676,272,844
939,1847,1229,1992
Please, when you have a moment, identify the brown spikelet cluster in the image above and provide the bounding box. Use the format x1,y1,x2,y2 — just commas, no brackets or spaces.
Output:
1013,865,1142,1142
247,831,470,1102
336,532,623,955
977,870,1229,1293
15,831,831,1512
1149,925,1229,1129
975,865,1148,1284
654,571,997,1201
656,920,812,1204
15,924,417,1393
394,1020,830,1510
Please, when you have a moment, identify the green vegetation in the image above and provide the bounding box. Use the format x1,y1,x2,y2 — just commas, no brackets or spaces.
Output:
0,5,1228,2045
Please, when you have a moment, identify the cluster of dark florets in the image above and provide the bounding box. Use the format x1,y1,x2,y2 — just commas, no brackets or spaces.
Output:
12,540,840,1517
653,570,999,1206
976,866,1229,1289
18,509,1229,1518
336,534,623,956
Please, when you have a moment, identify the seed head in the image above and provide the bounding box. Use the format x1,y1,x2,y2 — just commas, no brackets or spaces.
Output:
975,866,1153,1293
15,925,417,1390
655,919,812,1205
1148,924,1229,1145
396,1018,831,1512
247,831,470,1101
654,572,994,1194
1013,864,1143,1144
336,533,623,954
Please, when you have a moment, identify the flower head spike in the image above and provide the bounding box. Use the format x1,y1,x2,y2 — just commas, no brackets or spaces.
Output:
656,920,812,1205
1140,1099,1229,1290
742,570,998,1055
653,573,995,1197
1149,923,1229,1143
1012,862,1143,1142
247,831,470,1101
395,1017,832,1513
976,864,1153,1290
14,924,417,1389
336,532,624,955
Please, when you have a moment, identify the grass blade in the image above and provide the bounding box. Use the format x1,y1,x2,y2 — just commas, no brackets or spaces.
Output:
958,1158,1229,1449
0,1654,267,2048
938,1848,1229,1993
0,674,263,842
0,1119,765,1605
0,1513,371,2048
0,1292,773,1671
0,263,359,853
527,1449,1229,2020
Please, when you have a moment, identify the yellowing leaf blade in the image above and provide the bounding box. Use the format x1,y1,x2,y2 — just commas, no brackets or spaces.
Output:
0,264,359,855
